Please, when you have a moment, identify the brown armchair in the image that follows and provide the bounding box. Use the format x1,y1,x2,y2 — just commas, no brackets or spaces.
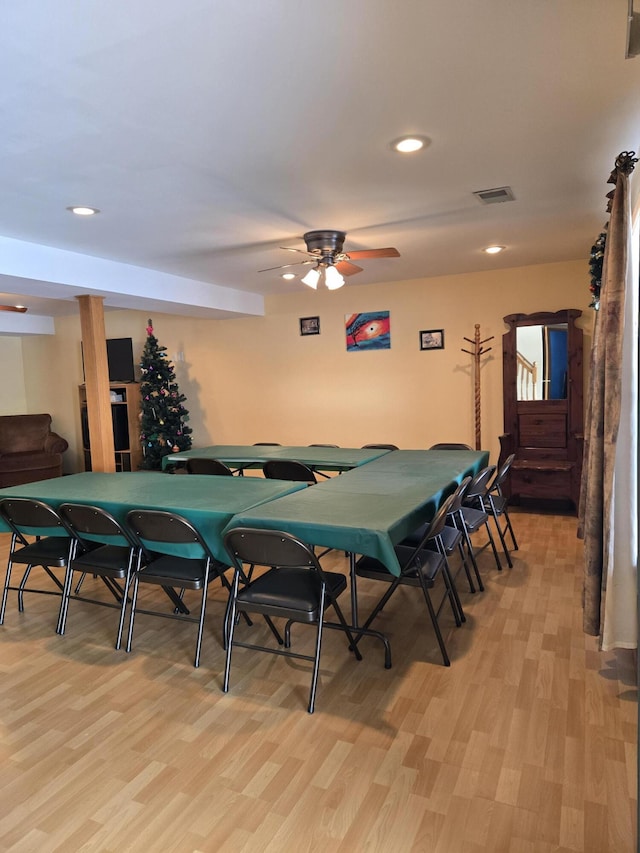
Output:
0,414,68,488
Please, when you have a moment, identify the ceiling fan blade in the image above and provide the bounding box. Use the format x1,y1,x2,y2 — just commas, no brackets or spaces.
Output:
346,247,400,260
258,260,314,273
280,246,315,256
335,260,363,276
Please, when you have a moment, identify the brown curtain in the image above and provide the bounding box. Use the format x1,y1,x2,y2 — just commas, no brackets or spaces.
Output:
578,151,637,636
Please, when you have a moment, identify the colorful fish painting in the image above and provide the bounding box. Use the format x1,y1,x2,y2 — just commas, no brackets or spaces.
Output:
345,312,391,351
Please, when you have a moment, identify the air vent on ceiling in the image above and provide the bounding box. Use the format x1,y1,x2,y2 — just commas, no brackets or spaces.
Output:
473,186,515,204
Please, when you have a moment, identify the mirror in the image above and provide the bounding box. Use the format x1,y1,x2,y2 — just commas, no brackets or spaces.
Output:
515,323,568,401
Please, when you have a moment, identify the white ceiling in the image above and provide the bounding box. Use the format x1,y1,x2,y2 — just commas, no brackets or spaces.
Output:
1,0,640,327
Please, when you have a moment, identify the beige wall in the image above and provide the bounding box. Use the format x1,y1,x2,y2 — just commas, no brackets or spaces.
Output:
12,258,592,471
0,337,27,414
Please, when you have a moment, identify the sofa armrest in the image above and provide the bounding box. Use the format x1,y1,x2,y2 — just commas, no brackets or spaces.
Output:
44,431,69,454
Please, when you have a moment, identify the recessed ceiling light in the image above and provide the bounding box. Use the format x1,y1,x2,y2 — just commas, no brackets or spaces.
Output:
282,273,296,280
390,135,430,153
67,206,100,216
484,245,505,254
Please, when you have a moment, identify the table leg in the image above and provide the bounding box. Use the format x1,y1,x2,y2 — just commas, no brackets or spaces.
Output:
348,552,392,669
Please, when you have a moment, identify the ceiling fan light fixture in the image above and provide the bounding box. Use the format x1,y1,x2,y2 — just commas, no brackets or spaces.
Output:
324,265,345,290
301,267,320,289
391,135,430,154
484,245,505,254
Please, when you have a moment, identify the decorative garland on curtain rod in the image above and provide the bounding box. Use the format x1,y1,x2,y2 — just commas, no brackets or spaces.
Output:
588,150,638,310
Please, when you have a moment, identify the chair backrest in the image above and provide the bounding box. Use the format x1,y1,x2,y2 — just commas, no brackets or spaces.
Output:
224,527,320,573
429,443,473,451
308,444,339,448
58,503,136,548
185,457,233,476
447,476,472,513
361,443,399,450
252,442,281,446
423,493,457,542
125,509,213,561
490,453,515,491
465,465,497,501
0,497,68,541
263,459,317,484
395,492,456,571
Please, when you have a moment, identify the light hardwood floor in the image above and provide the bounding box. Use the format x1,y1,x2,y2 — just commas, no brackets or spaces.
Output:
0,509,636,852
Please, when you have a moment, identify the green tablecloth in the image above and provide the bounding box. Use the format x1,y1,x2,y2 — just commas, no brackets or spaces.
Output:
222,450,489,576
161,444,391,472
0,472,307,564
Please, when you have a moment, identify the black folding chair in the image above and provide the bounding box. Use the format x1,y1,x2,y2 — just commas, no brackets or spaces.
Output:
460,466,504,571
483,454,519,562
0,497,73,624
56,503,140,647
361,444,399,450
185,458,234,476
223,527,362,714
263,459,317,485
355,493,465,667
400,477,483,593
429,443,473,450
125,510,232,667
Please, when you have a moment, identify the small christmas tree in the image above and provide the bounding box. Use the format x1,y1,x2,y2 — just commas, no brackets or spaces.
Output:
139,319,192,469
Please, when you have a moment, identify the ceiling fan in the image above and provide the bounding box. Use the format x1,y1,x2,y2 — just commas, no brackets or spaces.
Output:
259,230,400,289
0,304,27,313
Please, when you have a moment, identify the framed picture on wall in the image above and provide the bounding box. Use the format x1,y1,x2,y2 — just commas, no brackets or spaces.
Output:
345,311,391,351
300,316,320,336
419,329,444,350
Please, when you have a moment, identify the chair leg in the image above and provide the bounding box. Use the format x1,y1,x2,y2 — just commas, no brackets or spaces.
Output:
417,576,450,667
483,520,503,571
487,497,513,568
441,558,465,625
193,584,208,669
223,570,242,694
457,519,485,592
115,571,133,651
456,540,476,593
125,574,142,653
0,557,14,625
56,566,76,635
503,507,519,551
307,592,327,713
17,564,34,612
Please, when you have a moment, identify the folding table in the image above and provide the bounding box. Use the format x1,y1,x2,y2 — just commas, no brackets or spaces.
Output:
0,472,307,565
222,449,490,665
161,444,391,475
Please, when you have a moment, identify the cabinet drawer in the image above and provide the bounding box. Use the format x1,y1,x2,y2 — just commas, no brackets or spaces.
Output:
511,466,571,499
518,414,566,447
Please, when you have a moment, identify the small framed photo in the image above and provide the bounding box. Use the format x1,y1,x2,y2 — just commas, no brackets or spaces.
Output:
419,329,444,350
300,316,320,336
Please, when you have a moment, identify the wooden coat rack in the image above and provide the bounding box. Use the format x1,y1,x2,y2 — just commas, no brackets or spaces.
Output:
461,324,494,450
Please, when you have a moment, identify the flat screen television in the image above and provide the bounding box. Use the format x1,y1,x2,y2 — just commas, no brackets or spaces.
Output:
106,338,135,382
81,337,136,383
